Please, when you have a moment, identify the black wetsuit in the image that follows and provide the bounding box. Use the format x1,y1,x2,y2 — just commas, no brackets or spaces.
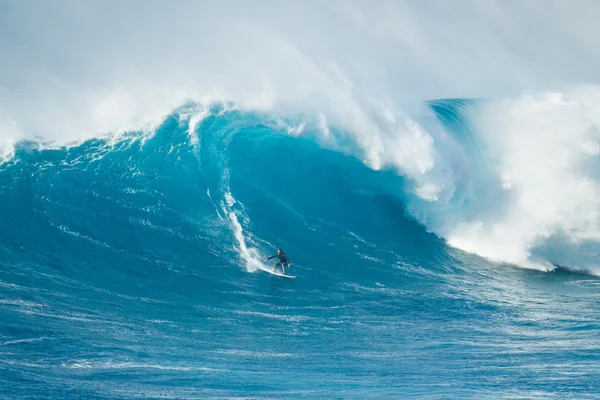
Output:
267,252,290,266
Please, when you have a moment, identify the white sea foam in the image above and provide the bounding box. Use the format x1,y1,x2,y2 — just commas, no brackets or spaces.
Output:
416,88,600,273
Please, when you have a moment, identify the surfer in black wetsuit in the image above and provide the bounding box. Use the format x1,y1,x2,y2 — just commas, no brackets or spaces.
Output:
265,249,291,275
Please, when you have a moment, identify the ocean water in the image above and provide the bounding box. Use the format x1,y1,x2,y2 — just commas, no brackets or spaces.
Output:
1,99,599,399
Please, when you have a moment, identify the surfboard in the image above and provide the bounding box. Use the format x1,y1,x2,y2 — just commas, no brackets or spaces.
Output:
269,270,296,279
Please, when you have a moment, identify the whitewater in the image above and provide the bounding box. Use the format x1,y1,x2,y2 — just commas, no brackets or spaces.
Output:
1,1,600,399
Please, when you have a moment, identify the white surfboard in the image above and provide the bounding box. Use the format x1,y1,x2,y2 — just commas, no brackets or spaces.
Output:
267,270,296,278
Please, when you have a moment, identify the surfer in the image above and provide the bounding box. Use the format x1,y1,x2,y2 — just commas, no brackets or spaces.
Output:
265,249,291,275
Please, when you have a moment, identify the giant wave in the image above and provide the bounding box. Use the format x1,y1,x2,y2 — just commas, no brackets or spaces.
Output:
1,98,599,398
2,1,600,398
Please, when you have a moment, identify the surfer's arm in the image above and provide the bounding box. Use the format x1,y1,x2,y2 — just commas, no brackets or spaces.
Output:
265,255,277,261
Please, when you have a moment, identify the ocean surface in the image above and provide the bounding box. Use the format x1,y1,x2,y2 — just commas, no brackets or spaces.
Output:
0,99,599,399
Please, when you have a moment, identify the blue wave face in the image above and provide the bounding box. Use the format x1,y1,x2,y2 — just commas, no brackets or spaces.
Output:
1,105,599,398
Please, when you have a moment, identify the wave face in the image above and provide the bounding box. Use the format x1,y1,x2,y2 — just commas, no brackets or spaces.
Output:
1,104,600,399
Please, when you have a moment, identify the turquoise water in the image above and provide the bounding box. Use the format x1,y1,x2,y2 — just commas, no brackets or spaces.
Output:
0,103,599,399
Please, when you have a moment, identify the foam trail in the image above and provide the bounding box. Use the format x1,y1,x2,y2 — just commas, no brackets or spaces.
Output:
221,192,266,273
